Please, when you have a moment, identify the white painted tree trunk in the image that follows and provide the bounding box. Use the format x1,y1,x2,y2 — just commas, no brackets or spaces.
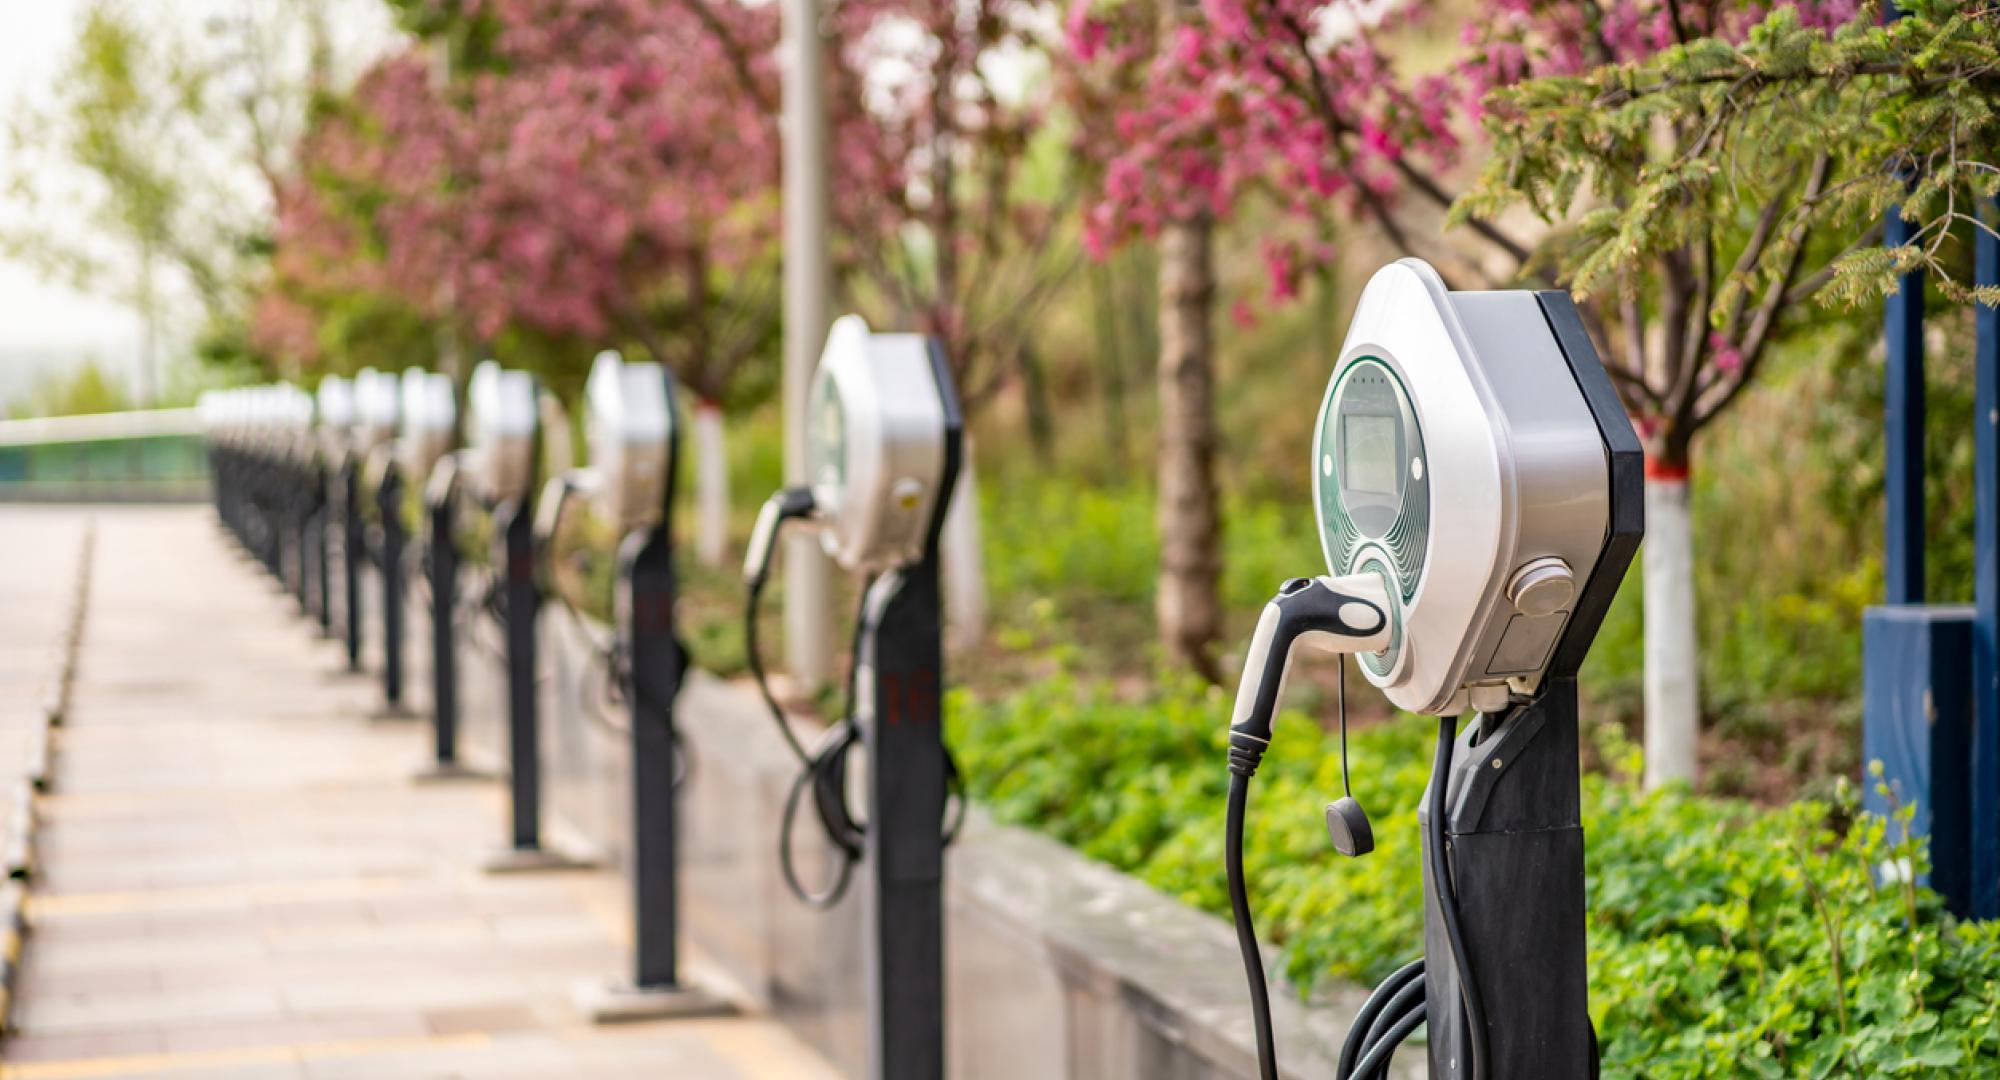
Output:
941,437,988,652
692,401,730,567
1643,473,1701,789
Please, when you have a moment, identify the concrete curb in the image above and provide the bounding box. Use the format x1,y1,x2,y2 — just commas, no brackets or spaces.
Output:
0,522,94,1038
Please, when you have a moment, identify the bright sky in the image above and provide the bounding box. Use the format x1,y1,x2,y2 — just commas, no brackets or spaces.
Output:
0,0,142,375
0,0,395,408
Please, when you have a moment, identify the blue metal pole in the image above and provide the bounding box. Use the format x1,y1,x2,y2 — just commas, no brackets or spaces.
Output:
1972,200,1999,919
1885,213,1927,604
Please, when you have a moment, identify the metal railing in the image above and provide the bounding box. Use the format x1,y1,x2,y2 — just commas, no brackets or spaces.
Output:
0,409,209,502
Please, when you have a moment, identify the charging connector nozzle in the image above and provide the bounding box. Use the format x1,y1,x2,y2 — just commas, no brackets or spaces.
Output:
1225,574,1391,768
743,487,818,587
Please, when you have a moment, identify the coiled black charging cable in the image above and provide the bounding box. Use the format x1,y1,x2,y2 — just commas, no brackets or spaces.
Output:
532,474,689,787
1226,707,1489,1080
744,487,966,909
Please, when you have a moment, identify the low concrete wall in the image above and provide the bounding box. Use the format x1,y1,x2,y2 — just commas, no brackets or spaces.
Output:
398,571,1417,1079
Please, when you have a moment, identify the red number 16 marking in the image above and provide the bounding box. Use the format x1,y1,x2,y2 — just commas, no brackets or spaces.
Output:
880,668,939,727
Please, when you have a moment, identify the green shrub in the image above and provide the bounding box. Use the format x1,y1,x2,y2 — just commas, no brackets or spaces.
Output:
983,481,1159,606
947,677,2000,1078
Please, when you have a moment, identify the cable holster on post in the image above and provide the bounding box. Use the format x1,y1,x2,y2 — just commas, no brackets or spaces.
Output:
1422,686,1595,1079
375,458,408,714
424,457,463,773
342,459,366,673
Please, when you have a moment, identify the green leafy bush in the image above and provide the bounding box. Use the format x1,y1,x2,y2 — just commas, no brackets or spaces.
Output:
947,677,2000,1078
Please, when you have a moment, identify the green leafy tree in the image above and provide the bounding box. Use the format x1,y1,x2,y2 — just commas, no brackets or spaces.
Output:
5,359,133,420
1454,1,1999,781
1069,0,1997,781
2,0,388,391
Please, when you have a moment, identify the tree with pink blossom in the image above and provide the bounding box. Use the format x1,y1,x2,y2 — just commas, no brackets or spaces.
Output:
1064,0,2000,783
259,0,788,560
783,0,1085,642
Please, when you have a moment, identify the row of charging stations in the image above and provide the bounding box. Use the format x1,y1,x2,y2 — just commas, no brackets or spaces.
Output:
200,351,730,1021
202,385,324,621
200,318,969,1069
203,260,1640,1080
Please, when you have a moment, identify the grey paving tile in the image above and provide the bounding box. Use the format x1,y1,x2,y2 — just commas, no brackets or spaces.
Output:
3,508,834,1080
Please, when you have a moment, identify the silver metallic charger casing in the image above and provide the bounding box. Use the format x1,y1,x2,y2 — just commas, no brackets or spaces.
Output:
585,350,673,535
465,361,538,504
316,377,356,464
806,315,950,574
398,369,457,485
352,368,400,456
1316,259,1616,715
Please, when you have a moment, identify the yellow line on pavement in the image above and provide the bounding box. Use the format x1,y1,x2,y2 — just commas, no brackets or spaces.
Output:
0,1031,491,1079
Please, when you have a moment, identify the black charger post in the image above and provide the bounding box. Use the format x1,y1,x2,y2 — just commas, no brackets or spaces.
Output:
478,372,587,873
372,452,411,719
568,351,729,1021
741,319,965,1079
413,452,483,782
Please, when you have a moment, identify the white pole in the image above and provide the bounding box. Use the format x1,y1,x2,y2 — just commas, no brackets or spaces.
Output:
781,0,832,691
692,400,730,567
941,434,988,651
1643,473,1700,789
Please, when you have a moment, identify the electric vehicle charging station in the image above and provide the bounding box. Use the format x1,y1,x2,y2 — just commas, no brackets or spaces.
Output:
207,389,255,561
417,358,539,783
743,315,964,1080
531,349,728,1020
454,362,583,874
275,385,320,618
398,370,470,779
318,376,364,671
353,368,408,714
243,389,279,575
304,387,336,637
209,386,319,601
1222,259,1642,1080
215,390,256,558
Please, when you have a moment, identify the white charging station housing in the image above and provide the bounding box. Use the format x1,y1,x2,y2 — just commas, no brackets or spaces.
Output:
465,361,538,504
584,350,672,535
277,385,315,462
805,315,950,574
398,369,457,482
352,368,400,454
316,377,356,462
1315,259,1617,715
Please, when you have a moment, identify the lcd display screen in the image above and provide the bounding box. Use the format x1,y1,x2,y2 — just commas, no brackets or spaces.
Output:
1342,415,1399,497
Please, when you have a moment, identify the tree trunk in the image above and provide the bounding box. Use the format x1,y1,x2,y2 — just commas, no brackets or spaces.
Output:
1643,458,1701,789
1091,261,1130,466
1156,219,1223,682
1018,345,1055,464
692,399,730,567
942,434,989,652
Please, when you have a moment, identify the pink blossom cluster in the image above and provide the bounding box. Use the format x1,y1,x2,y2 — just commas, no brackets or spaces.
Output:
820,0,1062,357
1064,0,1862,296
260,0,785,355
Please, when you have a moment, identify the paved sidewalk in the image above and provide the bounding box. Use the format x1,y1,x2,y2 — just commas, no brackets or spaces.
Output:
0,507,837,1080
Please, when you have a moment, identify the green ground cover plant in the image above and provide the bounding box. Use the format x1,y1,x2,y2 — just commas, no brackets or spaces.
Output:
947,675,2000,1078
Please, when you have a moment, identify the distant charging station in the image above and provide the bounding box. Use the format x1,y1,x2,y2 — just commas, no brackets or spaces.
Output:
203,386,324,628
744,315,964,1080
533,350,730,1020
397,369,473,780
317,376,365,672
1223,260,1642,1080
350,368,409,716
444,363,576,872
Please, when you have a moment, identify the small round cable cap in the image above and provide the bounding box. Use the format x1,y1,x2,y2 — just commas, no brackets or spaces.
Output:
1325,796,1375,858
